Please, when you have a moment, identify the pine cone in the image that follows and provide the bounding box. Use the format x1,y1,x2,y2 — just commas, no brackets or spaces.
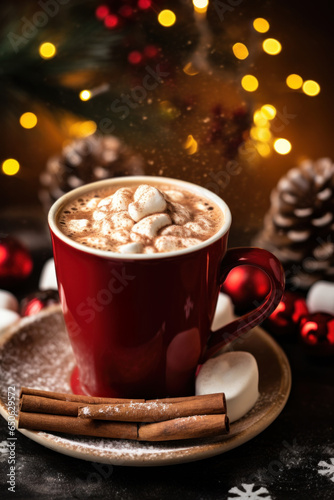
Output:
39,134,144,211
254,158,334,290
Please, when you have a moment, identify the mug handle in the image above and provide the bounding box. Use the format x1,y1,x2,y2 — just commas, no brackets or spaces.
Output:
202,247,285,362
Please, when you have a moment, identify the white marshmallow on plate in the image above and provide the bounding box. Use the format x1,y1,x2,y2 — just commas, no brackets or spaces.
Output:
39,259,58,290
211,293,235,332
0,290,19,312
307,280,334,314
196,351,259,423
0,309,20,331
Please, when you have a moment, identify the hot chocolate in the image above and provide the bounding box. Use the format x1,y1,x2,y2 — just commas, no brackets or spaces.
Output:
58,182,223,254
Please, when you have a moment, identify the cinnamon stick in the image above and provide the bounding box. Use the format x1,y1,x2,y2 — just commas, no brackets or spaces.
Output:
18,412,137,440
78,393,226,422
138,414,230,441
18,412,229,441
20,395,81,417
20,387,144,404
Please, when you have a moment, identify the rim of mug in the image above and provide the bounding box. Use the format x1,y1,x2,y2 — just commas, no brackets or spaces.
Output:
48,176,232,260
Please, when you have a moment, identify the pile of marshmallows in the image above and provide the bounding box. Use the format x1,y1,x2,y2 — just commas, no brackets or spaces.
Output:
70,185,213,253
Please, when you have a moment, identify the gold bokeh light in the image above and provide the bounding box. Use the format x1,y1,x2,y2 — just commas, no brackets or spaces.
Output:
158,9,176,27
39,42,56,59
263,38,282,55
286,74,303,90
232,43,249,60
2,159,20,176
241,75,259,92
274,138,292,155
302,80,320,96
253,18,270,33
20,112,38,129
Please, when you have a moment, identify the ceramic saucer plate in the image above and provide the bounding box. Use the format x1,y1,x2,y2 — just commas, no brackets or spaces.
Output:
0,305,291,467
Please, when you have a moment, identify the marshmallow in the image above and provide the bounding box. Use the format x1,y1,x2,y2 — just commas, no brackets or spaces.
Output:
144,246,157,254
180,238,202,248
155,236,181,253
110,211,134,230
129,186,167,222
211,293,235,331
196,351,259,423
164,190,185,202
160,225,192,238
0,309,20,331
118,242,144,254
132,213,171,239
0,290,19,312
185,221,211,237
307,281,334,314
39,259,57,290
68,219,89,232
111,229,130,243
93,209,107,221
168,202,191,225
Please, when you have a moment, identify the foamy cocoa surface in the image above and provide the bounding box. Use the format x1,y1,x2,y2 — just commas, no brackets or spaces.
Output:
58,183,223,254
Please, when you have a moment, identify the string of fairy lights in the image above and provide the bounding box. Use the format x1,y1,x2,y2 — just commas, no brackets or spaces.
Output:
1,0,322,176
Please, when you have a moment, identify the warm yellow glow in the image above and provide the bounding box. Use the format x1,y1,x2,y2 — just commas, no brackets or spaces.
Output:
274,138,292,155
70,121,97,138
158,9,176,27
261,104,276,120
286,74,303,90
253,110,268,127
79,90,92,101
193,0,208,13
256,127,272,142
253,18,270,33
256,143,272,157
302,80,320,96
2,158,20,176
184,135,198,155
263,38,282,55
183,62,199,76
19,112,38,129
39,42,56,59
232,43,249,60
241,75,259,92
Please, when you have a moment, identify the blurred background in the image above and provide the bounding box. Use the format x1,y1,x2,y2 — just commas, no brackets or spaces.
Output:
1,0,333,295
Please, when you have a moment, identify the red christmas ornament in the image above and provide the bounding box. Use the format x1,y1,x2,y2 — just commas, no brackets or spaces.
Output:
264,291,308,336
221,265,270,314
21,290,59,317
299,313,334,356
0,236,33,287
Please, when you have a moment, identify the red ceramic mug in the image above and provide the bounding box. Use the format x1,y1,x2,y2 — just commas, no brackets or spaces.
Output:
48,176,284,398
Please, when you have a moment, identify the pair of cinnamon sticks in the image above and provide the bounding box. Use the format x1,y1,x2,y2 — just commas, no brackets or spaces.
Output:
18,387,229,442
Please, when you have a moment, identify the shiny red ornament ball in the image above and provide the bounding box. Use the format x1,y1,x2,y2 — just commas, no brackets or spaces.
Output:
221,265,270,314
0,236,33,287
299,313,334,356
21,290,59,317
264,291,308,336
